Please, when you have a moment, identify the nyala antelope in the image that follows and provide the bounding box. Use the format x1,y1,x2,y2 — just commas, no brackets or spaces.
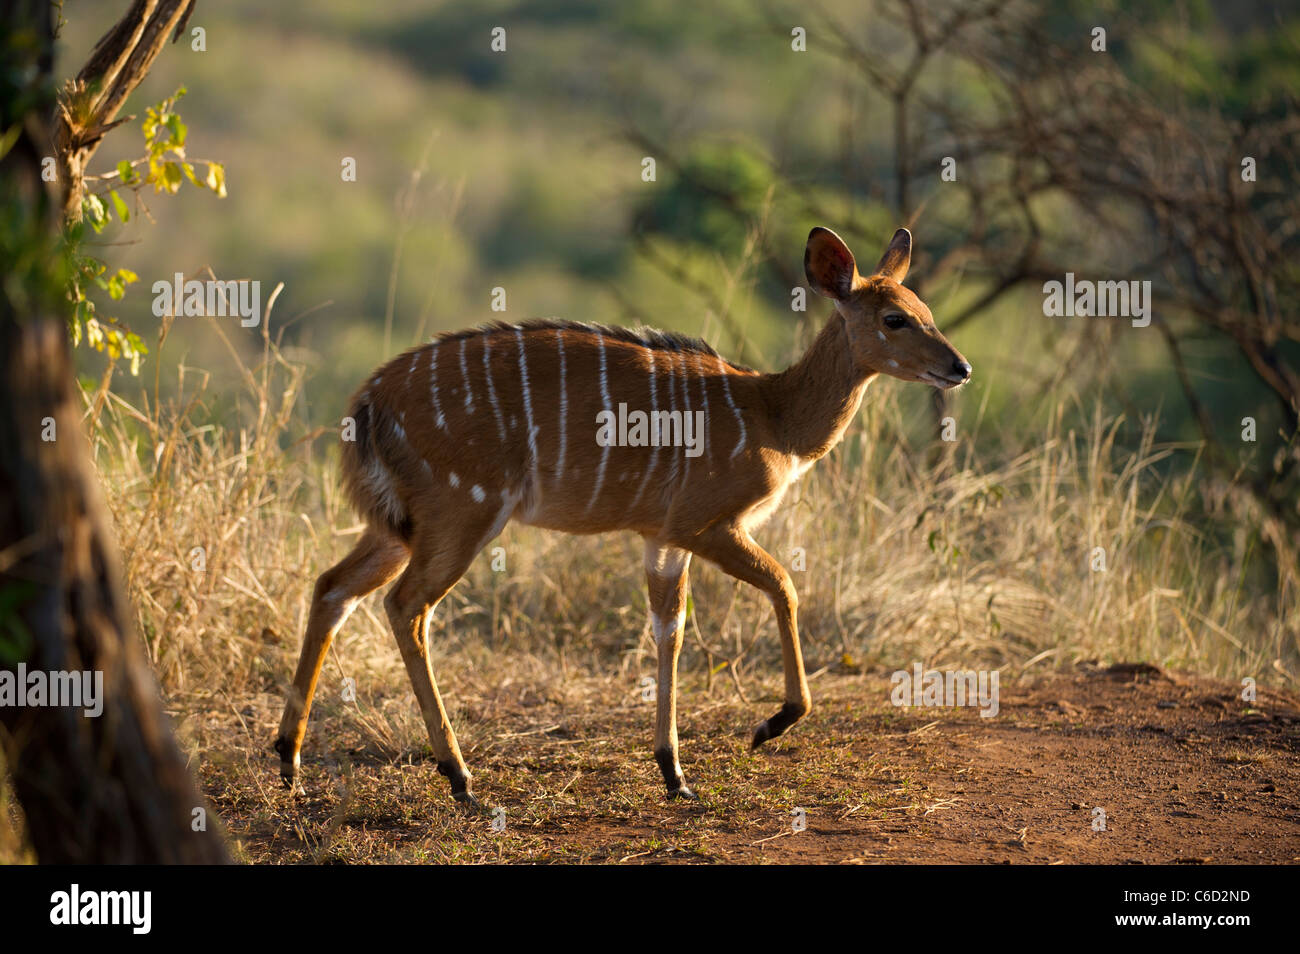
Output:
275,226,971,804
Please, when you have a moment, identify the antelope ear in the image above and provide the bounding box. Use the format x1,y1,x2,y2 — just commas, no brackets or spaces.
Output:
804,227,859,300
871,228,912,282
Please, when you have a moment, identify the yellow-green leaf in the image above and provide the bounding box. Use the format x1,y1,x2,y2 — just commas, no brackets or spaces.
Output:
109,189,130,222
205,162,227,198
161,161,183,194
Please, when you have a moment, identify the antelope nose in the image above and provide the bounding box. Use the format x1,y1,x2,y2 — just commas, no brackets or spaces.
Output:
954,359,972,381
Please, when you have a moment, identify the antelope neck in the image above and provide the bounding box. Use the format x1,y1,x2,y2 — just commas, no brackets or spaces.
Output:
761,311,875,461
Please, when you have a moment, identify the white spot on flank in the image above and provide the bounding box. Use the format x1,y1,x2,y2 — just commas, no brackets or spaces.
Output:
585,330,611,513
450,472,460,488
888,358,899,368
471,484,486,503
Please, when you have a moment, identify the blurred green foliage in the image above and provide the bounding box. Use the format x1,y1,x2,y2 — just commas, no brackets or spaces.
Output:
66,86,226,374
52,0,1300,455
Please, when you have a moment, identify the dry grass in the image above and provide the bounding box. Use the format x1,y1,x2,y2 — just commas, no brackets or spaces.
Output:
84,318,1299,709
3,312,1296,863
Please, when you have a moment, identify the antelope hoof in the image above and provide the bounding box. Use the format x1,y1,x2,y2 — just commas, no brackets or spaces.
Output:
273,738,299,789
750,700,809,749
452,789,484,813
439,760,480,810
655,748,694,799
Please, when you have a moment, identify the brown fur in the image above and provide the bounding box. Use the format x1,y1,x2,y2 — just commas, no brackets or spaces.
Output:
276,227,970,802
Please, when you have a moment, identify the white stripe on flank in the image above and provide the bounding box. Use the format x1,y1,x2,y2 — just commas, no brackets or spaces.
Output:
717,355,747,459
676,351,692,486
471,484,486,503
628,348,660,512
555,330,568,483
429,343,447,430
516,327,540,491
695,354,711,467
585,330,611,513
483,333,506,442
663,353,679,490
459,338,474,413
449,472,460,488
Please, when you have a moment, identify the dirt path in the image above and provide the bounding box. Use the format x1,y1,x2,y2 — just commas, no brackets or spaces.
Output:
199,664,1300,863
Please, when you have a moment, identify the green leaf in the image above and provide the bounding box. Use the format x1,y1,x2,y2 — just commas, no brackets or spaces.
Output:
165,113,187,148
0,123,22,162
116,159,137,186
83,193,107,232
105,267,138,300
109,189,130,222
161,161,183,194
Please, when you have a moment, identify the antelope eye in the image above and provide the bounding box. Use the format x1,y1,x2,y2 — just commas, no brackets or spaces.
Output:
883,312,907,330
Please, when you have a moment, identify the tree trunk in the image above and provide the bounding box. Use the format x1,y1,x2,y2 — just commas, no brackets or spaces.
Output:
0,0,228,864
